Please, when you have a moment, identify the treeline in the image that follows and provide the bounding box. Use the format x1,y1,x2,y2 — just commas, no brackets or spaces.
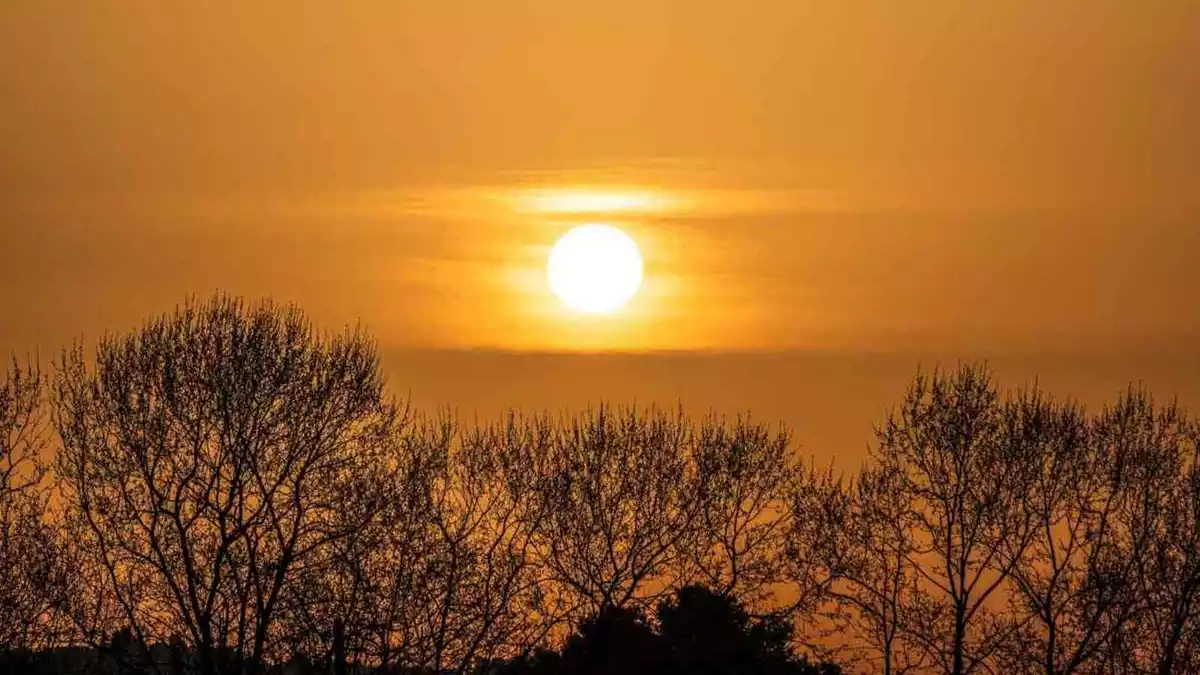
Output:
2,294,1198,675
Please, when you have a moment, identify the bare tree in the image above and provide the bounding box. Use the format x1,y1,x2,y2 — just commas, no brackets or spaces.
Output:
1094,391,1200,675
282,412,560,675
53,295,401,675
0,360,67,651
525,405,704,617
810,462,925,675
684,414,803,608
333,408,822,672
778,459,850,672
872,365,1042,675
25,290,1200,675
373,414,556,674
268,405,435,669
1005,387,1169,675
346,417,453,672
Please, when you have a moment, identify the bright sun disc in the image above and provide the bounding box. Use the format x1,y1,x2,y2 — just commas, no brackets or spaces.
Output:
547,224,644,314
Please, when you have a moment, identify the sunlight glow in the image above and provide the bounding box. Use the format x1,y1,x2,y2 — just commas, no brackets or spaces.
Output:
547,225,644,314
519,188,676,214
533,192,652,213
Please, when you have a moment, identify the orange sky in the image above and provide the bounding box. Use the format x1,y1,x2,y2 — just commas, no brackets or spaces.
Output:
1,1,1198,464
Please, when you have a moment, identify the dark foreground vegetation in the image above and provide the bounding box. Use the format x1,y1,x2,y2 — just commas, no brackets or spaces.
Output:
1,585,836,675
3,294,1199,674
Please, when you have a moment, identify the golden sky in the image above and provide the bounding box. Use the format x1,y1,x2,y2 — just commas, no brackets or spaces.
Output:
1,1,1198,461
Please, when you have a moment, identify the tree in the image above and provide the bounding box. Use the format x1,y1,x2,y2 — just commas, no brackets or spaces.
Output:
528,406,703,617
657,585,840,675
812,462,924,675
1097,390,1200,675
686,415,804,608
53,294,402,675
524,406,815,624
266,406,438,670
1005,387,1163,675
871,365,1041,675
344,408,817,673
490,585,841,675
781,459,849,663
0,359,66,652
375,414,556,674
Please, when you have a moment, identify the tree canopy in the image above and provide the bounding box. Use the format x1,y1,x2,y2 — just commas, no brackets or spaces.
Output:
2,294,1198,675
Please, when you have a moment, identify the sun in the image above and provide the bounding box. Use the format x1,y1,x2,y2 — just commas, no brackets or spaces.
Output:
547,224,644,314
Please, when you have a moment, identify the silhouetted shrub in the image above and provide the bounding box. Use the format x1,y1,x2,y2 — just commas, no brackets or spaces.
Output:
486,586,840,675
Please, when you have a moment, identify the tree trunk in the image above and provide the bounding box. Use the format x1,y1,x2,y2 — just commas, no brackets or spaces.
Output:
332,616,347,675
952,614,967,675
198,644,216,675
378,629,390,675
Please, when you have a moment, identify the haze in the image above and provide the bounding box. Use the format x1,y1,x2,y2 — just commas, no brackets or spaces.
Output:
2,1,1197,466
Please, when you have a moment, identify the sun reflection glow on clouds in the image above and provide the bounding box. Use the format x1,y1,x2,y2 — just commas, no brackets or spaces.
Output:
512,188,684,214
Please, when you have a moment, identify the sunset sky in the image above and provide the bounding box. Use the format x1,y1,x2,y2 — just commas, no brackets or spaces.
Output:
2,1,1197,465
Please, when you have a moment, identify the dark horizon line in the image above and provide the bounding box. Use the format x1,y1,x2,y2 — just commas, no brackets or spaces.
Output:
380,343,1200,359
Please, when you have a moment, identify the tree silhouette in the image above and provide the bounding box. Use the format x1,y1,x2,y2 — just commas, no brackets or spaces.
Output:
8,297,1200,674
491,585,839,675
514,406,812,623
685,415,806,606
1004,387,1168,675
1101,390,1200,675
270,411,438,669
809,462,924,675
53,295,404,674
528,406,703,616
657,585,838,675
0,360,66,652
864,365,1044,675
360,415,556,674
